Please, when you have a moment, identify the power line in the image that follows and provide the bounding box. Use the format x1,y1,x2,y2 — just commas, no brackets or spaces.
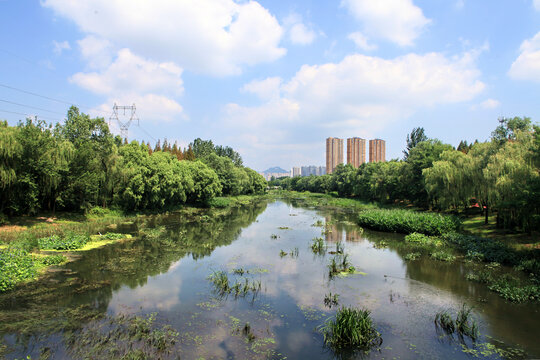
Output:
0,108,61,122
0,82,110,115
0,98,66,116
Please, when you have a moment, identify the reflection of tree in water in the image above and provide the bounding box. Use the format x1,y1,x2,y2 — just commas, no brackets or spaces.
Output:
0,202,267,355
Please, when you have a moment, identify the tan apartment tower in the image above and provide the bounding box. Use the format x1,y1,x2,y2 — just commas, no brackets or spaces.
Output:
347,137,366,168
326,137,343,174
369,139,386,163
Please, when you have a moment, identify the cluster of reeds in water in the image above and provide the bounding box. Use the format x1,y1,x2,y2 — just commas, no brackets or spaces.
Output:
320,307,382,350
434,304,478,341
208,270,261,299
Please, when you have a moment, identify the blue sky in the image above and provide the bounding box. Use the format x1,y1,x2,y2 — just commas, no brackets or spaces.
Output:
0,0,539,171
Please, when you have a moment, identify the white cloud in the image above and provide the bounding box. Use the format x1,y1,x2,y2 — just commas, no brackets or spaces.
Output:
509,31,540,82
534,0,540,11
348,32,377,51
52,40,70,55
455,0,465,10
284,13,316,45
77,35,113,69
241,77,282,101
42,0,286,76
341,0,431,46
72,48,185,124
70,48,183,96
222,50,485,167
479,98,500,109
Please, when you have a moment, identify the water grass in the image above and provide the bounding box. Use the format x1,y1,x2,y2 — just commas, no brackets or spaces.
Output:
328,254,356,278
430,250,456,262
434,304,478,341
320,307,382,350
310,237,325,255
207,270,261,299
404,252,421,261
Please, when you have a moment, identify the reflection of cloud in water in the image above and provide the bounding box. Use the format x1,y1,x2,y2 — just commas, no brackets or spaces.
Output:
286,330,313,353
108,268,183,312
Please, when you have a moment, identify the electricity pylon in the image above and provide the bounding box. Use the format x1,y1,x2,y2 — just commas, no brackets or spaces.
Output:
109,103,139,140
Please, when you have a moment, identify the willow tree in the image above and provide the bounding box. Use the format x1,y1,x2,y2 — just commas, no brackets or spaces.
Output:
0,121,22,213
486,129,539,231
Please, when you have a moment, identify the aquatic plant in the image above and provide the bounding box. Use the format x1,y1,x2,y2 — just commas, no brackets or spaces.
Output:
310,237,325,255
404,252,421,261
208,271,230,294
324,292,339,308
207,270,261,299
434,304,478,341
38,232,89,250
328,254,355,277
243,322,256,342
320,307,382,349
430,251,456,262
101,232,126,240
270,234,279,239
279,250,287,257
357,209,461,236
0,248,37,292
290,247,299,258
37,254,67,266
312,220,324,227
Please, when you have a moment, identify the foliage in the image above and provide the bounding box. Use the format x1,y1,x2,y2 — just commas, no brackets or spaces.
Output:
430,250,456,262
403,127,428,159
38,233,89,250
310,237,325,255
0,248,37,292
320,307,382,349
357,209,461,236
0,108,261,216
324,292,340,308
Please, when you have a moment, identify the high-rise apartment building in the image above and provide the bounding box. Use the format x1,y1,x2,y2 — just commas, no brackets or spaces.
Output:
292,167,301,177
347,137,366,168
369,139,386,163
326,137,343,174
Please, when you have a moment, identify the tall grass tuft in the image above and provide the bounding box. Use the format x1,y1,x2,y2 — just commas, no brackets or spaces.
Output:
310,237,325,255
320,307,382,349
434,304,478,341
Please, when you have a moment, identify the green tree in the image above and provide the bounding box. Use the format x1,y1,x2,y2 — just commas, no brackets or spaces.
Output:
403,127,428,160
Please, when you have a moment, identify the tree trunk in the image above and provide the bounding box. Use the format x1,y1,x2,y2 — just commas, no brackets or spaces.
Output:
484,204,489,225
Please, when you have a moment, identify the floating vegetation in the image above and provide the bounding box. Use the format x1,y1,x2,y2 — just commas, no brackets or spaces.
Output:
328,254,356,278
324,292,339,308
36,254,67,266
0,248,37,292
242,322,256,342
404,252,421,261
64,312,179,359
335,241,344,254
279,248,299,258
373,240,388,249
270,234,279,239
310,237,325,255
207,271,261,299
278,226,290,230
434,304,478,341
312,220,324,227
430,251,456,262
320,307,382,350
279,250,287,258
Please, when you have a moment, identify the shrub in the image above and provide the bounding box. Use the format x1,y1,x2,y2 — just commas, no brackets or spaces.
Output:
357,209,461,236
320,307,382,349
441,232,518,266
430,251,456,262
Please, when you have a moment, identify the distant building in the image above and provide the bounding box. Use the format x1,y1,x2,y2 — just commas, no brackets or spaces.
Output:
347,137,366,168
369,139,386,163
259,171,290,181
318,166,326,176
301,166,318,177
326,137,343,174
292,167,301,177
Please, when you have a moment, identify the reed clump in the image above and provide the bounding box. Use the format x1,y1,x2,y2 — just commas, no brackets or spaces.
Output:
320,307,382,350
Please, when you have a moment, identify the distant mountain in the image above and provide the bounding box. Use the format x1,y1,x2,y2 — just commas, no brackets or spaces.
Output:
261,166,288,174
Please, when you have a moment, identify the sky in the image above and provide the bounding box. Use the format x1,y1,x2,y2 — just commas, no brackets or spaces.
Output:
0,0,539,172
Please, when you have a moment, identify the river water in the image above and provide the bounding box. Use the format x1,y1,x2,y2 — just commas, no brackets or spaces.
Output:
1,199,538,359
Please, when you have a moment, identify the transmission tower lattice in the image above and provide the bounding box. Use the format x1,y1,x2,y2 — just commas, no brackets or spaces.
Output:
109,103,139,140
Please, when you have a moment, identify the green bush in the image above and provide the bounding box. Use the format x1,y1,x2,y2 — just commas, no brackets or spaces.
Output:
38,233,89,250
102,232,126,240
430,250,456,262
208,197,231,208
357,209,461,236
0,248,37,292
441,232,518,266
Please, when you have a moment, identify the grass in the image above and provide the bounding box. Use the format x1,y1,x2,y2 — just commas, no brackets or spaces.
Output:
207,270,262,299
0,248,37,292
435,304,478,341
310,237,325,255
38,233,90,250
320,307,382,350
357,209,461,236
328,254,356,278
